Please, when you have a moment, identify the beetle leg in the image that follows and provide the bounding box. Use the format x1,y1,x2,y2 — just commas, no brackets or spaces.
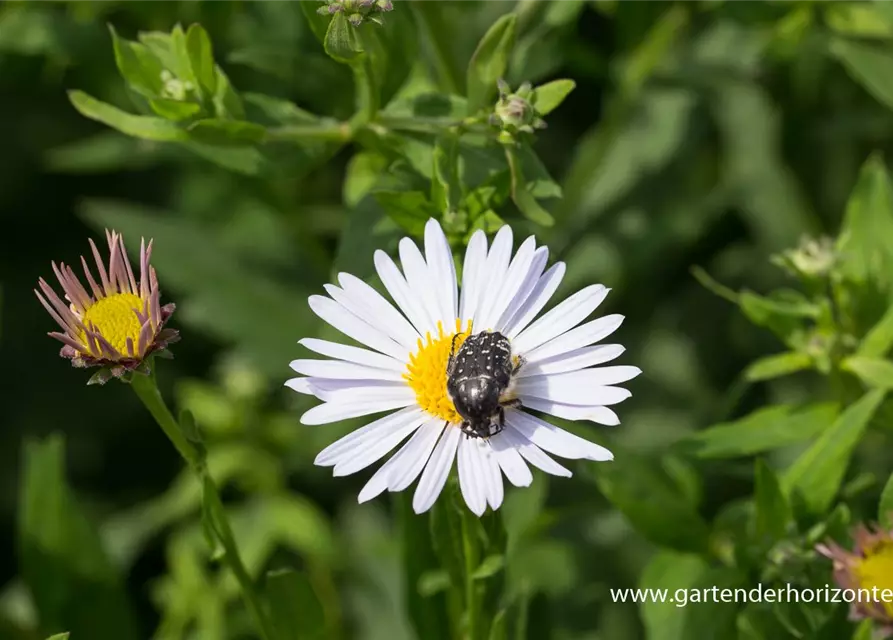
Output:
512,354,526,375
446,333,460,376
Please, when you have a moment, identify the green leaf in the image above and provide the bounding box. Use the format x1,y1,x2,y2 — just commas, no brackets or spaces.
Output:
45,635,70,640
373,191,437,236
589,452,710,553
148,98,202,121
530,79,575,116
880,472,893,528
68,91,188,141
754,459,791,540
836,153,893,287
466,13,517,114
185,24,216,97
472,555,505,581
858,302,893,358
19,435,139,640
212,66,245,119
853,620,875,640
505,145,554,227
744,351,813,382
783,389,886,515
417,570,451,597
679,403,838,459
324,12,363,64
638,551,709,640
487,610,507,640
738,291,813,345
264,569,325,640
680,568,746,637
831,38,893,111
109,25,164,98
430,492,465,594
187,119,267,145
843,356,893,389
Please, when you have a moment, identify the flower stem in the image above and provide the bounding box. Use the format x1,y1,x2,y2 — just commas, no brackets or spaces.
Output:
130,371,276,640
460,508,479,640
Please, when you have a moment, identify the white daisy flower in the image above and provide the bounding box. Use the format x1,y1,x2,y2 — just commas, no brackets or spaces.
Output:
287,219,640,516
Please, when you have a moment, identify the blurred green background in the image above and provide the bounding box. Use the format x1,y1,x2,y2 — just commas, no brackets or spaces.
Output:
4,1,893,639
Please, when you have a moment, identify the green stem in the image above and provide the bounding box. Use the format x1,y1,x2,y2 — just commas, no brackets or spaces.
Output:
130,372,276,640
266,122,353,143
409,1,461,94
460,510,479,640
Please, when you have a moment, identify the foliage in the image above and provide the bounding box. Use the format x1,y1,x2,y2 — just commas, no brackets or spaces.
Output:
3,1,893,639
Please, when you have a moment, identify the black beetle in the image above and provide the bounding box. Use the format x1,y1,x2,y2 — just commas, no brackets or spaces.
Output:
446,330,523,438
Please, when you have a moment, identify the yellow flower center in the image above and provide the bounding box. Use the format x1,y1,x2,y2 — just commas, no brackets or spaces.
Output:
856,541,893,616
78,292,144,356
405,319,472,424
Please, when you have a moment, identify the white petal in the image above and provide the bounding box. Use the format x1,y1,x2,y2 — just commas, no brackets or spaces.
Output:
521,397,621,426
518,344,625,376
459,230,488,324
512,284,610,354
489,433,533,487
357,420,440,502
289,359,405,381
285,377,314,394
425,219,458,327
314,406,424,466
301,397,417,425
333,417,426,477
477,236,535,332
337,273,421,350
506,410,613,461
482,442,504,510
516,379,631,406
308,295,409,361
473,225,513,331
523,315,624,363
495,246,548,332
311,383,415,404
299,338,406,372
503,262,566,339
520,366,641,389
458,434,487,516
413,426,461,513
374,250,435,336
400,238,443,334
357,419,445,503
500,428,572,477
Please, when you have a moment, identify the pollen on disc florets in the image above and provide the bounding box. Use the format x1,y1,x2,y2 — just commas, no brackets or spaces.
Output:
405,319,472,424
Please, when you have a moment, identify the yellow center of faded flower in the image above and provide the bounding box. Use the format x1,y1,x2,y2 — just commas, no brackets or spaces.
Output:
79,292,144,356
856,541,893,616
405,319,472,424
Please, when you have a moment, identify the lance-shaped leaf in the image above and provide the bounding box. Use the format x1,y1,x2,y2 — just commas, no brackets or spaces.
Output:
467,13,517,114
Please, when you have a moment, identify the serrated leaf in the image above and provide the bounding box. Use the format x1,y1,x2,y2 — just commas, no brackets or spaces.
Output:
185,23,216,97
264,569,325,640
109,25,164,98
679,403,838,459
880,472,893,528
844,356,893,389
69,91,188,141
20,435,138,640
324,12,363,64
531,79,575,116
754,459,791,540
744,351,813,381
466,13,517,114
589,451,710,553
783,389,886,515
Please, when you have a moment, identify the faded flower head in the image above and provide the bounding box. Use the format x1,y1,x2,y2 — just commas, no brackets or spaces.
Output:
318,0,393,26
35,230,178,384
490,79,547,144
817,522,893,635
